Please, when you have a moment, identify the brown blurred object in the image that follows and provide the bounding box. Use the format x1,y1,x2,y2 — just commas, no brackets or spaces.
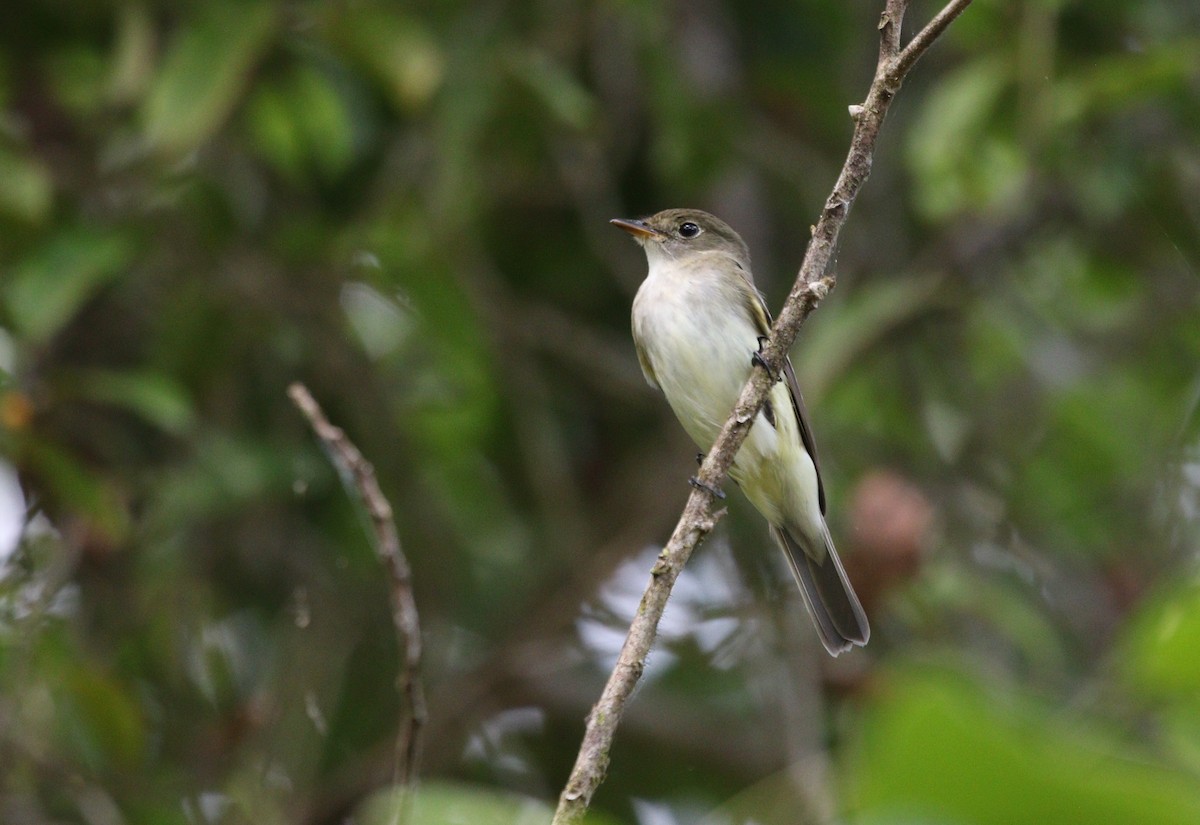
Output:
844,469,934,615
0,390,34,431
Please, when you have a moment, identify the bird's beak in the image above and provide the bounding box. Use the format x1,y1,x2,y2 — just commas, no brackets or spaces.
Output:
610,218,665,242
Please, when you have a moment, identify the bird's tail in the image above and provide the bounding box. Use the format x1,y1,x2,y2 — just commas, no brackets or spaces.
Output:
771,523,869,656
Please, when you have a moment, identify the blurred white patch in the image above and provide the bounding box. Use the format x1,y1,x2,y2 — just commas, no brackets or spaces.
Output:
0,327,15,373
1180,449,1200,525
1183,456,1200,487
352,250,382,271
464,706,545,779
1029,334,1090,387
340,281,415,359
291,585,310,629
924,400,970,463
186,612,266,704
182,792,231,825
577,542,755,680
75,786,123,825
305,690,327,735
971,540,1037,585
633,797,719,825
0,462,26,570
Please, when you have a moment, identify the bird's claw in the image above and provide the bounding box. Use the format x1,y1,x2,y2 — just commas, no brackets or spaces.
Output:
752,337,779,382
689,475,726,500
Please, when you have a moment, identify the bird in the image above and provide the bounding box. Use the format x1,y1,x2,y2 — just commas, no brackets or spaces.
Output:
612,208,869,656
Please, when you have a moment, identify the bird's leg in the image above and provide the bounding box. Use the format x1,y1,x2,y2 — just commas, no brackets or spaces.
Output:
696,451,705,466
689,475,726,500
751,336,779,382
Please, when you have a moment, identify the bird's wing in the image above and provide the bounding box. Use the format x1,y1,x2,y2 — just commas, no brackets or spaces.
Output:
735,264,827,515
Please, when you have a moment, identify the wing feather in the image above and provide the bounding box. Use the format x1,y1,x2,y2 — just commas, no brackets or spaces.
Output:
734,266,827,515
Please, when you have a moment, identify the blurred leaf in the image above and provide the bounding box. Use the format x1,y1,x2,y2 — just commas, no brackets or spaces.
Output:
1160,706,1200,778
70,369,196,434
964,298,1032,391
849,668,1200,825
918,564,1068,668
1119,583,1200,708
907,57,1027,221
142,1,277,154
147,433,294,530
365,213,500,451
44,44,108,119
243,79,305,180
798,270,946,399
244,63,358,183
1016,238,1142,334
0,144,53,224
506,48,597,130
331,9,444,112
3,226,135,344
1054,39,1200,127
24,439,130,543
59,666,147,771
107,3,156,105
1017,370,1172,557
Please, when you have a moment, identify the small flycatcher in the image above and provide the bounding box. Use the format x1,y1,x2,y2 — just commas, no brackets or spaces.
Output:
613,208,869,656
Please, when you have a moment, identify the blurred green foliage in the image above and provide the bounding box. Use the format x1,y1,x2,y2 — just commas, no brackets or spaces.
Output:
1,0,1199,823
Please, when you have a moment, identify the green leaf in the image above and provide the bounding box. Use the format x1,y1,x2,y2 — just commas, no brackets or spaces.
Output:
4,227,135,344
0,144,53,224
331,9,444,112
23,439,130,543
107,3,156,105
1054,39,1200,128
142,1,277,154
849,668,1200,825
506,48,597,130
60,667,147,771
44,44,108,119
797,271,947,400
244,63,357,182
906,57,1027,221
70,369,196,434
1119,583,1200,707
242,80,305,180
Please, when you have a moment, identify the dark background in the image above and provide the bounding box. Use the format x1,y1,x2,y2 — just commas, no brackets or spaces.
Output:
2,1,1200,823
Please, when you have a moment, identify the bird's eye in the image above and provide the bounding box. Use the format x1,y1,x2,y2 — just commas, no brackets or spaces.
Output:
678,221,701,238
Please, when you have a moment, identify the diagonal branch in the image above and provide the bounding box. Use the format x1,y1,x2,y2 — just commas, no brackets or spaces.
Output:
288,383,427,801
893,0,974,81
551,1,971,822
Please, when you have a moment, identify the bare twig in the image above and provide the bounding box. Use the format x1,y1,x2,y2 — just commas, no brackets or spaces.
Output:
551,1,972,822
287,383,427,801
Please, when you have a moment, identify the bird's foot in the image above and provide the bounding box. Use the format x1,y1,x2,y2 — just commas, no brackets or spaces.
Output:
752,336,779,382
689,475,726,500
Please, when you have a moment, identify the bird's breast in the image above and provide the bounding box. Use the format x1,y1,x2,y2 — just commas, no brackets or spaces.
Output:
632,263,761,450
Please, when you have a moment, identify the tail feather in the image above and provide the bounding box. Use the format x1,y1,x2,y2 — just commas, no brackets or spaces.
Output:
771,524,869,656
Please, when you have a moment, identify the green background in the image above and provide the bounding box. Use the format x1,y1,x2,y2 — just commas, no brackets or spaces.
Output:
2,0,1199,823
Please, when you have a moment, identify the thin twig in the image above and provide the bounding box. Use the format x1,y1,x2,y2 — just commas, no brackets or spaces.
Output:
287,383,427,803
893,0,973,81
551,1,971,822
